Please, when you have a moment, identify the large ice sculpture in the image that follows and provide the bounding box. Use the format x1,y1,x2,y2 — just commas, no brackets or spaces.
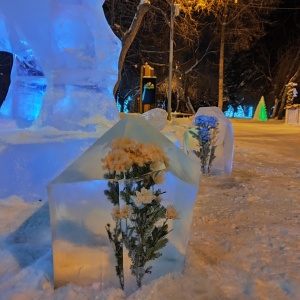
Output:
48,116,200,294
0,0,121,130
184,106,234,175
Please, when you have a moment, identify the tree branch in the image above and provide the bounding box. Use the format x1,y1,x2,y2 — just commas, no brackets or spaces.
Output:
113,0,151,97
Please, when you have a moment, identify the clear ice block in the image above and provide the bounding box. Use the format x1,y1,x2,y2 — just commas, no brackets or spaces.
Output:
184,106,234,175
48,116,200,292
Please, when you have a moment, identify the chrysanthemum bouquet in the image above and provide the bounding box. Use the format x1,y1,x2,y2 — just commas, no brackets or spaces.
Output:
102,137,179,289
190,115,219,174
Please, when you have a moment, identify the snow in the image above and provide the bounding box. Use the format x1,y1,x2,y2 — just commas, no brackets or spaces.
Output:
1,118,300,299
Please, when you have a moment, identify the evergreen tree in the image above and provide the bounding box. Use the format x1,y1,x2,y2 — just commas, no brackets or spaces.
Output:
253,96,268,121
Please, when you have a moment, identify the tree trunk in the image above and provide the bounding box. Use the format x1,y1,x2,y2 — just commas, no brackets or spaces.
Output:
175,90,180,112
271,97,279,118
113,1,150,97
182,73,195,114
110,0,115,25
186,96,195,114
218,10,226,110
277,88,288,120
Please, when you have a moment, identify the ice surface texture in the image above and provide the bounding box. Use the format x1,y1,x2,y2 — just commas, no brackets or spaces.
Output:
142,108,168,131
184,106,234,175
48,116,200,293
0,136,98,202
0,0,121,130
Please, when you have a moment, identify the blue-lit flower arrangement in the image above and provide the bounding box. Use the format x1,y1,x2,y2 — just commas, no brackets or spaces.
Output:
190,115,219,174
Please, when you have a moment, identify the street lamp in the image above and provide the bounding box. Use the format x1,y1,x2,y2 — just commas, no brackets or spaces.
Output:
167,2,180,121
167,0,174,121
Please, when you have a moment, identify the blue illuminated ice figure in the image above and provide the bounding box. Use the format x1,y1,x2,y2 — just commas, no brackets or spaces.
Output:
0,0,121,130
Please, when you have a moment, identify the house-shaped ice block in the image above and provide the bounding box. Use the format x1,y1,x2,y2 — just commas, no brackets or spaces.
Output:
184,106,234,175
48,116,200,294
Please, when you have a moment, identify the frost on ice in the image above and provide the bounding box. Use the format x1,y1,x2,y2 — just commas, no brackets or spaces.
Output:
0,0,121,130
48,116,200,294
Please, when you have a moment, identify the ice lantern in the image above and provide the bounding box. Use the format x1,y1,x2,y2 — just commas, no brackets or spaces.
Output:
184,106,234,175
48,116,200,294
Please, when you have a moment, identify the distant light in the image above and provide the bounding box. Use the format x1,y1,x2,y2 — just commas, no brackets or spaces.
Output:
224,105,234,118
116,98,121,112
123,96,132,114
224,104,254,119
248,106,253,118
234,105,245,118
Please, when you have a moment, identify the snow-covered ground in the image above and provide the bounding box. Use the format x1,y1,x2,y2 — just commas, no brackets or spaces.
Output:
0,118,300,299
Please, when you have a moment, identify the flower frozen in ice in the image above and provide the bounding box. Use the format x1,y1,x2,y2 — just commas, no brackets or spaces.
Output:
152,171,165,184
103,137,170,178
102,148,133,174
150,161,166,172
103,137,179,289
155,195,163,203
111,205,122,220
165,205,179,220
197,127,210,142
194,115,218,128
191,114,219,174
132,187,155,206
121,205,132,219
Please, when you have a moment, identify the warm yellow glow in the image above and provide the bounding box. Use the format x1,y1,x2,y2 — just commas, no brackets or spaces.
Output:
197,0,206,7
53,240,114,288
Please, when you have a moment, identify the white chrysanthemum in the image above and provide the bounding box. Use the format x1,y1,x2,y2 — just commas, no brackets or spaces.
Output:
132,187,155,206
120,205,131,219
111,205,121,220
165,205,179,219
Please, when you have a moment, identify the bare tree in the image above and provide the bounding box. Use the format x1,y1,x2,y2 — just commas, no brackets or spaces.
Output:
104,0,151,96
104,0,206,105
168,0,281,111
103,0,281,113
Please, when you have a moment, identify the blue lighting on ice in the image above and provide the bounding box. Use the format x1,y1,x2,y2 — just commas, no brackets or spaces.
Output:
123,96,132,114
17,80,46,121
224,105,253,118
0,0,122,130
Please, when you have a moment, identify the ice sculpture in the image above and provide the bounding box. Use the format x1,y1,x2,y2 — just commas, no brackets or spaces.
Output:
0,0,120,130
184,106,234,175
142,108,168,131
48,116,200,294
0,55,47,128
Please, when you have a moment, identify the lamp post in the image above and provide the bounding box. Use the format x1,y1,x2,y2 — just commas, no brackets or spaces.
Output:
167,0,175,121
